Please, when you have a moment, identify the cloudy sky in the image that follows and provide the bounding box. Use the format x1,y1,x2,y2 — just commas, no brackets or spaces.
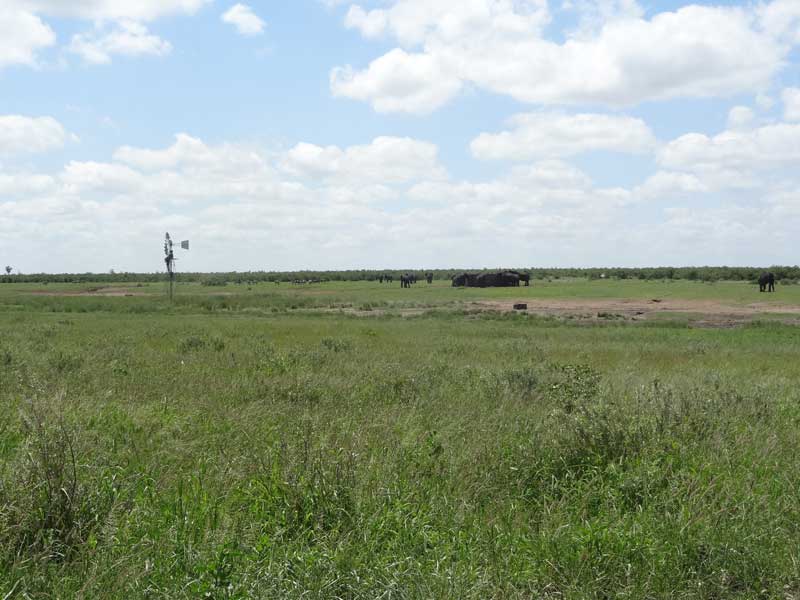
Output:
1,0,799,273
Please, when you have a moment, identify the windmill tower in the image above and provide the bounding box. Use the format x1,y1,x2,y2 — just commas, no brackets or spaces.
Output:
164,233,189,301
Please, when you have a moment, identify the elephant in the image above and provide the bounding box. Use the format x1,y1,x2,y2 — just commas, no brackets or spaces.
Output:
452,272,520,287
476,272,520,287
507,270,531,286
759,272,775,292
400,274,414,288
452,273,478,287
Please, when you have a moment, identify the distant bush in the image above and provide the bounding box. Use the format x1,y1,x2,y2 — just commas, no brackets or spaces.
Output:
4,265,800,284
201,278,228,287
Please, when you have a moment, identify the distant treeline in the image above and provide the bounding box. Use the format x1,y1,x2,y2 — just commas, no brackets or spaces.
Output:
2,266,799,285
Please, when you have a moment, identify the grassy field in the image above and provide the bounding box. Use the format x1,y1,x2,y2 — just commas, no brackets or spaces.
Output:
1,279,800,598
2,278,799,314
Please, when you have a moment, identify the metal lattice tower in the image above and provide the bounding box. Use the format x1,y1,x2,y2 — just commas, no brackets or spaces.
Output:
163,233,189,301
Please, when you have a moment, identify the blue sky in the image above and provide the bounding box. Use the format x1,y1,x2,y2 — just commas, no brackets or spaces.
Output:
1,0,800,272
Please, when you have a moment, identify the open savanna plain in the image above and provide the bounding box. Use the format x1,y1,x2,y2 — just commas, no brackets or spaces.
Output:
2,279,800,598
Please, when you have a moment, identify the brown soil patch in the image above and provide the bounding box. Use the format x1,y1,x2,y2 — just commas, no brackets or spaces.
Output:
29,286,150,297
296,290,339,296
312,307,430,318
470,298,800,327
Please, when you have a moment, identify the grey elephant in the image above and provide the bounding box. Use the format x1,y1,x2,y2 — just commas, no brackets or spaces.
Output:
758,272,775,292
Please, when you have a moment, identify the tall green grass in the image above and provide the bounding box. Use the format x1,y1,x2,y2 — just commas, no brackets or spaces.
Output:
1,297,799,597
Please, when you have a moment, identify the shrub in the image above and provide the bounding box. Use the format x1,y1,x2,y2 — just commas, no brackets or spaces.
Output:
178,335,207,353
0,397,114,563
201,278,228,287
320,337,353,353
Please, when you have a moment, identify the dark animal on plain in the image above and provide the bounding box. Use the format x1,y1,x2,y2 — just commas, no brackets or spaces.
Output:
476,272,520,288
452,273,478,287
452,272,519,287
401,274,414,288
759,272,775,292
379,275,384,284
507,270,531,286
426,273,433,284
500,271,521,287
386,275,393,284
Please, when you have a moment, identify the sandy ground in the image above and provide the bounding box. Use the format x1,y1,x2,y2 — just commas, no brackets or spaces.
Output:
311,297,800,327
28,287,150,297
24,287,800,327
470,298,800,327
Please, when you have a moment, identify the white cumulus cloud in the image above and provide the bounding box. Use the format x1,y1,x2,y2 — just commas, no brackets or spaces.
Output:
0,8,56,68
281,136,447,184
660,123,800,172
758,0,800,44
331,49,462,114
221,4,266,36
0,173,56,196
69,21,172,64
0,115,68,155
563,0,644,34
332,1,790,113
5,123,800,271
115,134,248,171
726,106,755,130
344,0,550,47
471,112,656,160
635,171,708,201
782,88,800,121
1,0,210,69
16,0,210,22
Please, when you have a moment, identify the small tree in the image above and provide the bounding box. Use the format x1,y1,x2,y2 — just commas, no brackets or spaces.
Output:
4,266,11,275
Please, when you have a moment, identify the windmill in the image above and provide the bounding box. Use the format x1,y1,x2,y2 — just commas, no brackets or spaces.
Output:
164,233,190,300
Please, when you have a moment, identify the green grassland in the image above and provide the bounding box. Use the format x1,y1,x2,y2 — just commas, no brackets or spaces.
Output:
1,277,799,314
1,280,800,598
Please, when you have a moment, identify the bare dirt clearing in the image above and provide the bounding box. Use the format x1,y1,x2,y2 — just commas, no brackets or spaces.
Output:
29,287,150,297
21,286,800,327
313,307,431,318
471,298,800,327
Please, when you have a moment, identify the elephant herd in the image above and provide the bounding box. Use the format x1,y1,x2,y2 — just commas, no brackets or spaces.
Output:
380,273,434,288
382,270,779,291
387,270,532,288
451,271,530,288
